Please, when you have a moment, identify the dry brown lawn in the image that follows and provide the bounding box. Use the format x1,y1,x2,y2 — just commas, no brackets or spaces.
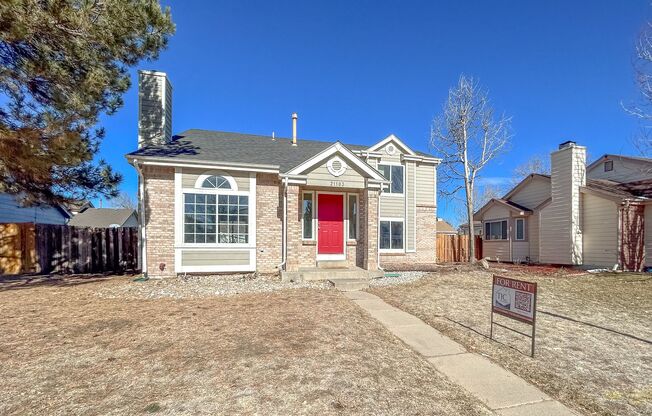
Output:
370,265,652,416
0,275,493,416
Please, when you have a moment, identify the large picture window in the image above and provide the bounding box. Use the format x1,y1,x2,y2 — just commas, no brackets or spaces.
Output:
484,220,508,241
379,164,404,194
184,193,249,244
380,220,403,250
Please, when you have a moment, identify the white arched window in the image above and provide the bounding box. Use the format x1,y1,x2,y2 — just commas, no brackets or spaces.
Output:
185,171,248,245
195,172,237,191
201,175,231,189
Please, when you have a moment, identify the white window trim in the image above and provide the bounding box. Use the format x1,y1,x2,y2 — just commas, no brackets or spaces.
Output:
484,219,509,241
347,193,359,241
194,171,238,190
378,162,405,197
367,134,417,156
174,170,257,273
379,217,405,253
302,191,315,240
515,218,525,241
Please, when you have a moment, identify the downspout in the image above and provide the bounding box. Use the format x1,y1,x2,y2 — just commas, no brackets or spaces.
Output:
133,159,148,278
377,185,384,272
277,176,288,271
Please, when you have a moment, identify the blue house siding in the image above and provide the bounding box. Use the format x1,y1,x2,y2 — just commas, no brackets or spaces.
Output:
0,194,69,225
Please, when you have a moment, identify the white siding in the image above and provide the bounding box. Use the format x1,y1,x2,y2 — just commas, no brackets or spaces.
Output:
0,193,68,225
483,241,510,261
582,193,619,267
182,168,250,191
305,161,366,189
483,204,510,221
380,196,404,217
416,164,436,206
512,242,529,263
539,145,586,265
529,213,540,262
509,177,551,209
644,205,652,267
587,157,652,183
181,250,251,266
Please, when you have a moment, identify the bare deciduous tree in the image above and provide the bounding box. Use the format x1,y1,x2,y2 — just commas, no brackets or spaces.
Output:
512,154,550,184
626,20,652,156
454,183,505,227
110,192,137,210
431,75,511,261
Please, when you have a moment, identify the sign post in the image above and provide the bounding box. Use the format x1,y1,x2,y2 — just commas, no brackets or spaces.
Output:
490,275,538,357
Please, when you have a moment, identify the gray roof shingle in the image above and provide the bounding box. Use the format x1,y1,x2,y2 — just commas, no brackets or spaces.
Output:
67,208,136,228
127,129,432,172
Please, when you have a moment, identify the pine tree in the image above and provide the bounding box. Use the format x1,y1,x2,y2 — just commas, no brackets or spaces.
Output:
0,0,175,204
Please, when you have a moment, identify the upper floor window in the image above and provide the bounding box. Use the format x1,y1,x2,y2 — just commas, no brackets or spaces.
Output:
201,175,232,189
379,164,404,194
604,160,613,172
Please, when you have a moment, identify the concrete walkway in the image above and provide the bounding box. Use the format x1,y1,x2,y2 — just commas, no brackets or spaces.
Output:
344,291,577,416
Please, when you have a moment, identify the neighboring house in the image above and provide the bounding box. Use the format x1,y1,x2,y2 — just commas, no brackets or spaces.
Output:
474,141,652,270
458,221,482,236
0,193,71,225
126,70,441,278
64,200,94,216
436,219,457,235
67,208,138,228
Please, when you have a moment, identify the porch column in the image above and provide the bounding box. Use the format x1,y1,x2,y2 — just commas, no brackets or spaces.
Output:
362,188,379,270
285,184,301,272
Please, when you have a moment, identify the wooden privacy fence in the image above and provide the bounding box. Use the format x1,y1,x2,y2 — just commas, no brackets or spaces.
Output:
437,234,483,263
0,223,139,275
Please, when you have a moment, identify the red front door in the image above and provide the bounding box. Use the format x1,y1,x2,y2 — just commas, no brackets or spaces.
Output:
318,194,344,255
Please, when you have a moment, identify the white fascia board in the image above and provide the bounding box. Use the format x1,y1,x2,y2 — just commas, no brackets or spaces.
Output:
579,186,627,203
126,156,279,173
286,142,386,181
367,134,416,155
353,150,383,158
401,154,442,164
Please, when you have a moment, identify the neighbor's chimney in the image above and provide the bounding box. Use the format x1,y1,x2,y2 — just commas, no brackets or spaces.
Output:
292,112,298,146
138,70,173,148
539,140,586,266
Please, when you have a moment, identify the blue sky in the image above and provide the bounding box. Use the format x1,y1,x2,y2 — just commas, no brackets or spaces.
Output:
98,0,650,222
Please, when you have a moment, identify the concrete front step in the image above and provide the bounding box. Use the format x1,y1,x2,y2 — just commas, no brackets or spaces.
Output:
316,260,349,269
329,278,370,291
299,267,369,281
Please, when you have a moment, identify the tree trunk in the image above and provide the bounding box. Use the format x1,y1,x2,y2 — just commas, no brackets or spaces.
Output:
465,180,476,262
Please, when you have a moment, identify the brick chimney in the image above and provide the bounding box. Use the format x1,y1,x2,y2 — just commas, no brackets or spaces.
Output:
539,141,586,265
138,70,172,148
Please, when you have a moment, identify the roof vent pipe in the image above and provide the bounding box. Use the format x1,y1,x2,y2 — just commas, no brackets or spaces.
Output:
292,112,298,146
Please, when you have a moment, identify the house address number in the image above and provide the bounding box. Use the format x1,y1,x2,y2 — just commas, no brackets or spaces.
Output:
330,180,345,187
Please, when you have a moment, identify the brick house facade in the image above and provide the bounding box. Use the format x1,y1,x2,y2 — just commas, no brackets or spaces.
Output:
129,70,441,278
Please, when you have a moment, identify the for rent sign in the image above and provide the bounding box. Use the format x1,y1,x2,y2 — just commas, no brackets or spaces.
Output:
491,276,537,324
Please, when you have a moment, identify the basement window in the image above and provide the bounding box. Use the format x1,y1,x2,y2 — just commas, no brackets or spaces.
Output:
484,220,508,241
604,160,613,172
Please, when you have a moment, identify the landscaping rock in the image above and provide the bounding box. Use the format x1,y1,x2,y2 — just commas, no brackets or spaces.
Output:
479,258,490,270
